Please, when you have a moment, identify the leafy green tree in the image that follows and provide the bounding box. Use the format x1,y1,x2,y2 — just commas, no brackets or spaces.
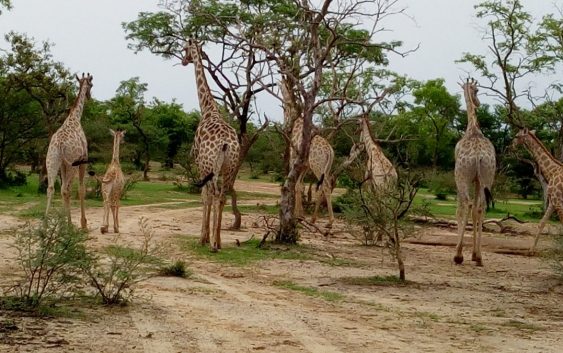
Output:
151,99,198,168
0,70,42,183
0,0,11,14
411,79,461,171
2,32,74,190
108,77,161,180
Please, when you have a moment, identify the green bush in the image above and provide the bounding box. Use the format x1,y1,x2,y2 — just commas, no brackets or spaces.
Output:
7,212,90,308
159,260,191,278
82,217,161,305
0,170,27,189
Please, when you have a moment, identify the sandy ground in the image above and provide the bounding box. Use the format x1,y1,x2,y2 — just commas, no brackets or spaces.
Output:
0,180,562,353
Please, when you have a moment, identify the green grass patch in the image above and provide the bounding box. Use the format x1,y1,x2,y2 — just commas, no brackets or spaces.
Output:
158,260,191,278
339,275,407,286
273,280,344,302
180,238,312,266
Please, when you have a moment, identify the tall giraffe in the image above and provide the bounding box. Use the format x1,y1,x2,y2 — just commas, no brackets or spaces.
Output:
45,73,93,229
281,81,335,227
100,129,126,234
512,128,563,253
358,113,397,189
454,78,496,266
182,39,240,251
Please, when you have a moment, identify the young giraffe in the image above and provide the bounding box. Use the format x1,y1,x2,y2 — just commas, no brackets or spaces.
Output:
281,81,335,227
100,129,126,234
45,73,93,229
512,128,563,253
182,39,240,251
454,78,496,266
358,113,397,189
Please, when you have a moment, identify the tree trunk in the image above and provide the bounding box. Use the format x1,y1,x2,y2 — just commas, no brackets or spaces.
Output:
277,177,299,243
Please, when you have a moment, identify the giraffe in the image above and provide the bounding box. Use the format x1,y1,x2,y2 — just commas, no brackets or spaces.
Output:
182,38,240,251
45,73,93,229
454,78,496,266
358,113,397,190
512,128,563,254
281,81,335,227
100,129,126,234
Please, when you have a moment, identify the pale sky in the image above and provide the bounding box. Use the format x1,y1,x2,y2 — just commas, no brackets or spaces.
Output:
0,0,560,120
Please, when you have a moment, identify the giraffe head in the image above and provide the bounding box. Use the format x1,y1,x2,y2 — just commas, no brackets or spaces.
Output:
512,127,535,149
110,129,126,144
181,38,200,66
76,73,94,100
460,78,480,108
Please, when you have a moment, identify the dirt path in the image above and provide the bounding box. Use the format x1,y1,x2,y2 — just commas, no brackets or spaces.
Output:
1,197,562,352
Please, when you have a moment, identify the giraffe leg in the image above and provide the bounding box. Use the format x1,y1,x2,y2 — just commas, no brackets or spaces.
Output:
213,193,227,250
101,184,110,234
78,164,87,229
209,188,221,252
45,153,61,216
454,186,470,265
200,185,212,245
530,201,554,254
311,186,322,224
471,192,485,266
60,164,74,224
111,205,118,233
324,179,334,228
294,171,306,219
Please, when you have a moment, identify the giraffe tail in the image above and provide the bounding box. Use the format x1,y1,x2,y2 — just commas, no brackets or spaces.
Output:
484,187,494,211
194,172,214,188
71,159,91,166
316,174,325,191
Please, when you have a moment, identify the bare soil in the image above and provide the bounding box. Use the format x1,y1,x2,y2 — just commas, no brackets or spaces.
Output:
0,180,562,353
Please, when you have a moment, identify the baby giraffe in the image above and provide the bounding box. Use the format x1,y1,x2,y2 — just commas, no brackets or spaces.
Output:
100,129,126,234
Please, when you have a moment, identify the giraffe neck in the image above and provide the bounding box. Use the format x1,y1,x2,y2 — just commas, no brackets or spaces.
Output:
524,134,562,181
67,82,89,124
191,45,219,118
360,118,378,151
464,95,480,133
111,136,121,164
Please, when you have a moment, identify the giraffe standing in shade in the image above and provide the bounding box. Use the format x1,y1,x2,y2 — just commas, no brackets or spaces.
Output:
100,129,126,234
182,39,240,251
454,78,496,266
358,113,397,189
281,81,335,227
512,128,563,253
45,73,93,229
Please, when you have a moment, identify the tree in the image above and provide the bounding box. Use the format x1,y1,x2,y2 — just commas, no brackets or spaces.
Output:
0,70,43,183
0,0,11,14
109,77,155,181
2,32,74,191
411,79,461,171
458,0,562,203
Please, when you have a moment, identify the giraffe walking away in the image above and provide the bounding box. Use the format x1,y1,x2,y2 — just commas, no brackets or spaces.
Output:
358,113,397,190
281,81,335,227
512,128,563,254
100,129,126,234
182,38,240,252
45,73,93,229
454,78,496,266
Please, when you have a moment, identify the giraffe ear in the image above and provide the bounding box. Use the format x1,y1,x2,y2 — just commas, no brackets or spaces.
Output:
75,74,80,82
109,129,115,136
530,129,536,135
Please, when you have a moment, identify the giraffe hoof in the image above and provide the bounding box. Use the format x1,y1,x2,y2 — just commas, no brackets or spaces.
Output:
471,253,478,262
475,259,483,267
114,228,119,234
210,246,218,253
100,226,108,234
453,255,464,265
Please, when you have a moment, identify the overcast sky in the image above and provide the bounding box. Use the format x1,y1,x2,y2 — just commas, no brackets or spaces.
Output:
0,0,560,120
